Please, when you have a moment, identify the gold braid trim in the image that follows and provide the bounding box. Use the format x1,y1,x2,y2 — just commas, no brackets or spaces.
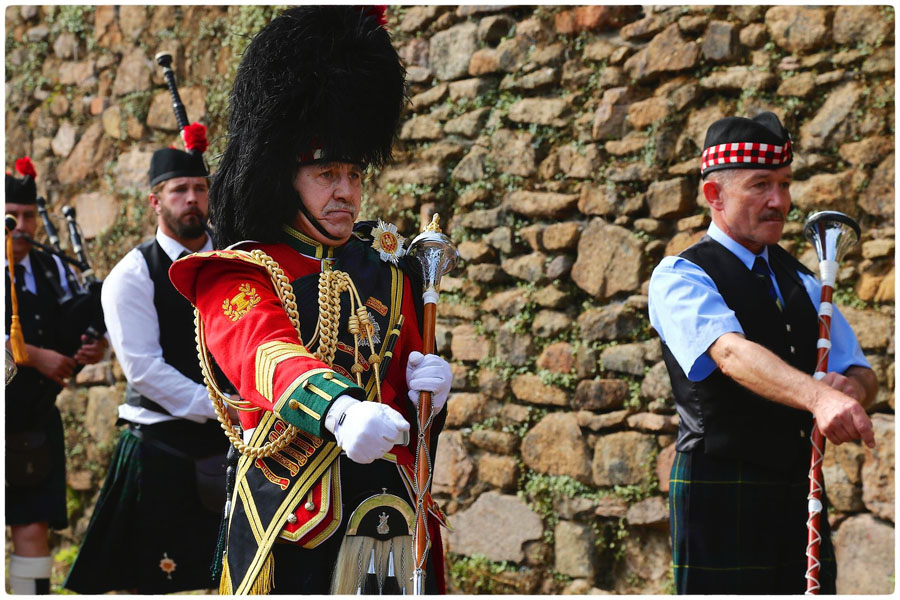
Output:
194,249,385,459
195,249,302,459
314,270,384,403
219,550,274,595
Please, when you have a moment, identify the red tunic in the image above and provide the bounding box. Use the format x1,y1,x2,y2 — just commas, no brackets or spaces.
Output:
170,231,446,593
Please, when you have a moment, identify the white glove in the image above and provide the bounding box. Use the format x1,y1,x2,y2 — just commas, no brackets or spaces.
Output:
406,351,452,414
325,395,410,464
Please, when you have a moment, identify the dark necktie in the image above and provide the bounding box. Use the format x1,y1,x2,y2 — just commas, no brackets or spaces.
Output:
752,256,782,311
177,250,190,260
13,264,29,296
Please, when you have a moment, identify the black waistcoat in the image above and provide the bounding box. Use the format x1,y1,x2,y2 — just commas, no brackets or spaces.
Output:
5,250,66,430
660,237,819,471
124,239,205,415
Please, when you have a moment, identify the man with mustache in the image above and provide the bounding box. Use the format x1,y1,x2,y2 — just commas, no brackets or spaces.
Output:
5,158,107,595
65,143,230,594
648,112,877,594
168,7,452,594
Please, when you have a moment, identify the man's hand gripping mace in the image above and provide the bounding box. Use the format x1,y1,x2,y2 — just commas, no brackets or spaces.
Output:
406,215,458,595
802,211,860,594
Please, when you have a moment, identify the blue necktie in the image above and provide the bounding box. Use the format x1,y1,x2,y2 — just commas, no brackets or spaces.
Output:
752,256,781,311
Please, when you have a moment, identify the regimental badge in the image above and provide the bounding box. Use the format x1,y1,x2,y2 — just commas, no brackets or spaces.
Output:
159,553,176,580
223,282,261,322
357,309,382,348
371,219,406,264
377,511,390,535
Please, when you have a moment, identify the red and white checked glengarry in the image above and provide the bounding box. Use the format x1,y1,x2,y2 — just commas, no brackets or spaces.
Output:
701,140,792,173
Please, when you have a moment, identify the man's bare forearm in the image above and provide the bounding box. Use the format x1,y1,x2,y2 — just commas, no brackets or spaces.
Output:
709,332,830,412
709,332,875,447
845,365,878,408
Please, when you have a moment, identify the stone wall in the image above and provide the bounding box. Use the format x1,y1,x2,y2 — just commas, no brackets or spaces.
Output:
5,5,895,594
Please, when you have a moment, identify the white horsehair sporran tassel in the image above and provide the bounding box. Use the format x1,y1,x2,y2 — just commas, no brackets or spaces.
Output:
331,490,416,594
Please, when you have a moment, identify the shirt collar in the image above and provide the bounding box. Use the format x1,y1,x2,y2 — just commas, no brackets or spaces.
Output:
155,228,212,261
707,221,769,270
5,253,33,274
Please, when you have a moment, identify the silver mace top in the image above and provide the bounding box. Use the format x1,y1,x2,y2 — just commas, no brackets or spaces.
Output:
406,215,458,302
803,210,860,288
5,347,17,385
803,210,860,264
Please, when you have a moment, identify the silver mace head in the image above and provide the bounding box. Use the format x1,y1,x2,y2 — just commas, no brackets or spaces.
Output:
406,214,458,294
5,347,17,385
803,210,860,264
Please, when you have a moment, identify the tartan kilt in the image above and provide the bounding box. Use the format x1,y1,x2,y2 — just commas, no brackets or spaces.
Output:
669,448,837,594
5,406,68,530
64,420,228,594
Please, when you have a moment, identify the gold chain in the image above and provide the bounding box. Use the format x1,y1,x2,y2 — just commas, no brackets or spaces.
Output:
194,249,383,458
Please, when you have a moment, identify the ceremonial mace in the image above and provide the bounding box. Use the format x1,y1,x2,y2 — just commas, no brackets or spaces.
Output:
802,210,860,594
406,214,458,595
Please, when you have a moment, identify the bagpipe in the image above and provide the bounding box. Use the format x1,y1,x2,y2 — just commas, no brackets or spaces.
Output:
53,201,105,357
38,198,104,357
155,51,212,247
5,161,105,367
156,51,209,159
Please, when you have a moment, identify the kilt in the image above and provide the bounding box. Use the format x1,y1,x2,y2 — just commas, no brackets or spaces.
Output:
64,419,229,594
5,406,68,530
669,448,837,594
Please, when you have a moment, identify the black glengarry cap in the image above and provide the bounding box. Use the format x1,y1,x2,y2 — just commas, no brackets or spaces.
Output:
701,111,793,178
149,147,209,187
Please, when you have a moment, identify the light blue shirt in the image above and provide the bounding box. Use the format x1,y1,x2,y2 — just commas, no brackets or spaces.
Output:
648,222,869,382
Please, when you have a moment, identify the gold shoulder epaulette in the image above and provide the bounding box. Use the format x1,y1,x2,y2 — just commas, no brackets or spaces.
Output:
184,249,270,268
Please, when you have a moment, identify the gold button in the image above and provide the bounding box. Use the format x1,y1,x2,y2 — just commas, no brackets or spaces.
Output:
305,500,316,511
800,429,806,438
323,372,334,380
287,513,298,524
289,400,300,410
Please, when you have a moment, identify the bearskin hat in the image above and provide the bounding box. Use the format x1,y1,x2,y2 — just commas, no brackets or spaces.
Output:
210,6,407,247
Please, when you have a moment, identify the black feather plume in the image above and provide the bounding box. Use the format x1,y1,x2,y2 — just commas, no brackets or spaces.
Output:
210,6,407,247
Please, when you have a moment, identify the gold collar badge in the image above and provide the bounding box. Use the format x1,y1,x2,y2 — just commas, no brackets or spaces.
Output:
223,282,262,322
371,219,406,265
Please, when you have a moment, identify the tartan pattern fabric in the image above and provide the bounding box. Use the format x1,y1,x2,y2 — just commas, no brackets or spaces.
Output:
65,422,227,594
701,140,792,175
669,449,836,594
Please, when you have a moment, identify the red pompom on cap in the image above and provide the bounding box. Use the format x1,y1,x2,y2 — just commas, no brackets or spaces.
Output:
362,5,387,27
183,122,209,154
15,156,36,179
